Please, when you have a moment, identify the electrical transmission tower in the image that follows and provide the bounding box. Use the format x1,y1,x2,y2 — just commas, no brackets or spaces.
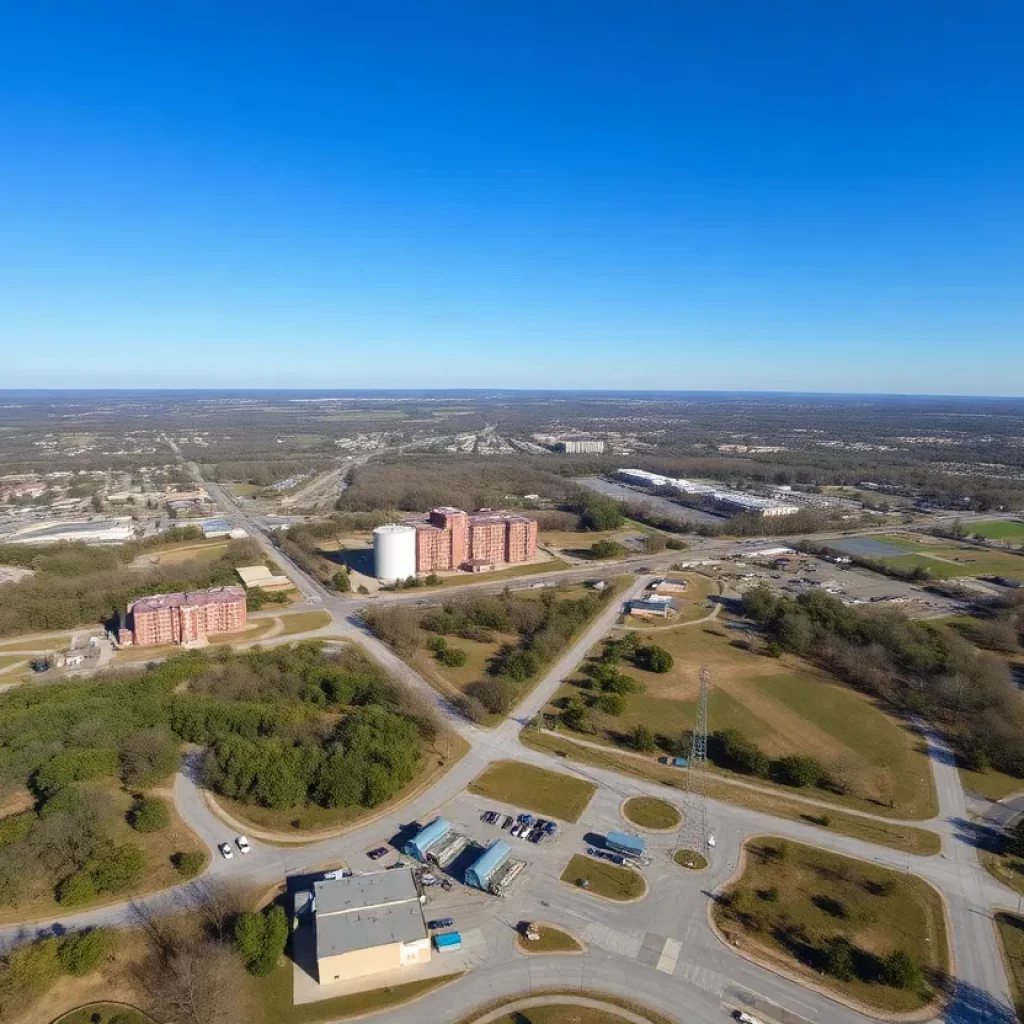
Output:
678,665,710,853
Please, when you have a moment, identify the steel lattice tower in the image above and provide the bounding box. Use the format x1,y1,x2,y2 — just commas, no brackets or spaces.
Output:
678,665,710,853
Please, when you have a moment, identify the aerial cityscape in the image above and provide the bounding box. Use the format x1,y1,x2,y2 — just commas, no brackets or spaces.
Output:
1,5,1023,1024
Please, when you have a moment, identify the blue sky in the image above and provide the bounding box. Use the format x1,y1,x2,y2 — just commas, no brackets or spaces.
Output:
1,2,1021,394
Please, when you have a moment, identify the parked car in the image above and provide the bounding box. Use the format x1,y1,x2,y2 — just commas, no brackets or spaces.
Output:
367,846,389,860
502,815,514,829
734,1013,762,1024
235,835,251,854
531,831,545,844
219,843,233,860
427,917,454,930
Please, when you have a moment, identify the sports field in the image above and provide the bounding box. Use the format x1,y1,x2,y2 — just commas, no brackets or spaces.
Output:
545,621,937,819
967,519,1024,540
834,533,1024,579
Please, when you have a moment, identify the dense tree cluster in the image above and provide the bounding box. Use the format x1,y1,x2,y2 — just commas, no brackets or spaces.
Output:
0,642,432,910
742,585,1024,777
364,587,613,719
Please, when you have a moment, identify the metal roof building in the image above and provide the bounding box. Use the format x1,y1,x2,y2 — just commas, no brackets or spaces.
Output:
404,818,452,862
309,869,431,985
606,831,646,856
465,840,512,891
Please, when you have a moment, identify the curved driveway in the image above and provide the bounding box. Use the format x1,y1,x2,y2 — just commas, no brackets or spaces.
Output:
4,484,1018,1024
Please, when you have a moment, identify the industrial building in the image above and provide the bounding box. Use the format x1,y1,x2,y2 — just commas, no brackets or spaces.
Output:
465,840,525,895
4,517,135,545
302,870,431,985
235,564,296,591
375,508,538,578
563,439,605,454
373,524,418,582
628,597,673,619
403,818,472,870
120,585,247,646
617,469,800,518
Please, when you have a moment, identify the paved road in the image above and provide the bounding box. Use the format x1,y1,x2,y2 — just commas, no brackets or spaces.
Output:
5,464,1018,1024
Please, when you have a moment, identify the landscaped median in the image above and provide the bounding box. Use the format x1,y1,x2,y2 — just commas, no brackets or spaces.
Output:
455,991,679,1024
522,729,941,855
514,924,583,954
622,796,681,831
469,760,597,822
561,853,646,902
712,837,951,1016
997,913,1024,1022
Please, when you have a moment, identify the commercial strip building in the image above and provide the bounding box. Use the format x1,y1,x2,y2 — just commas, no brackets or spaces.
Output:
617,468,801,518
119,585,247,646
3,517,135,545
296,870,431,985
374,508,538,578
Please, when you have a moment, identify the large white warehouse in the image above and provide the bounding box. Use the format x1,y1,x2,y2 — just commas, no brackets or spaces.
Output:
373,524,417,581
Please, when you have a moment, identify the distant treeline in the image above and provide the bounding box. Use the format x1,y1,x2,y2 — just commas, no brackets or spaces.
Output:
204,457,336,488
0,534,267,637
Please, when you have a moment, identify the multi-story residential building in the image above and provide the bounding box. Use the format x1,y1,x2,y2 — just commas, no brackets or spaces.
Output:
563,439,605,454
123,585,247,646
406,507,538,574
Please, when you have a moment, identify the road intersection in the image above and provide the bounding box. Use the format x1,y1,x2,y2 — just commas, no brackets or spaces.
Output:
3,479,1019,1024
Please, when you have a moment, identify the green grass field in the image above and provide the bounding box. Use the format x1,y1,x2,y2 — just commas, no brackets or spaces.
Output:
622,796,681,830
522,730,941,855
868,534,1024,579
997,913,1024,1022
545,622,937,819
966,520,1024,540
469,761,596,822
248,961,460,1023
276,610,332,635
560,854,646,901
714,838,950,1013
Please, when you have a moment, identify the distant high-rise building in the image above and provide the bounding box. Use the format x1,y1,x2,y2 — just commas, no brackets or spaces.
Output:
563,439,605,454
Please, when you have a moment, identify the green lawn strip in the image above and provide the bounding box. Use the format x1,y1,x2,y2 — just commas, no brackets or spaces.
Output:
488,1008,632,1024
276,611,333,636
714,837,950,1014
996,913,1024,1023
674,849,708,870
622,796,681,830
51,1005,153,1024
433,557,570,588
980,849,1024,898
469,761,596,822
521,731,941,855
249,961,463,1023
454,991,678,1024
516,925,583,953
560,854,645,901
882,547,1024,579
958,765,1024,802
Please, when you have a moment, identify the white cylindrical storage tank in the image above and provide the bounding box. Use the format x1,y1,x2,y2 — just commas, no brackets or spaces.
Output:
373,524,417,581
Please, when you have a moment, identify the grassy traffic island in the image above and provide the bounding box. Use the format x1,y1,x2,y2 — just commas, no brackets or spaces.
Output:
713,837,950,1015
561,854,647,902
469,761,597,822
673,849,708,870
996,912,1024,1022
515,924,583,954
51,1007,153,1024
622,796,681,831
456,991,679,1024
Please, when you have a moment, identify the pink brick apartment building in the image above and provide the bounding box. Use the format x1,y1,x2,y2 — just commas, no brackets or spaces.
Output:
123,586,247,646
407,508,538,574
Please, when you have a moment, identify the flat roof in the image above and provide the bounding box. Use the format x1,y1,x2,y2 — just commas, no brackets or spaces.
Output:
313,869,418,915
130,585,245,613
313,869,427,959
